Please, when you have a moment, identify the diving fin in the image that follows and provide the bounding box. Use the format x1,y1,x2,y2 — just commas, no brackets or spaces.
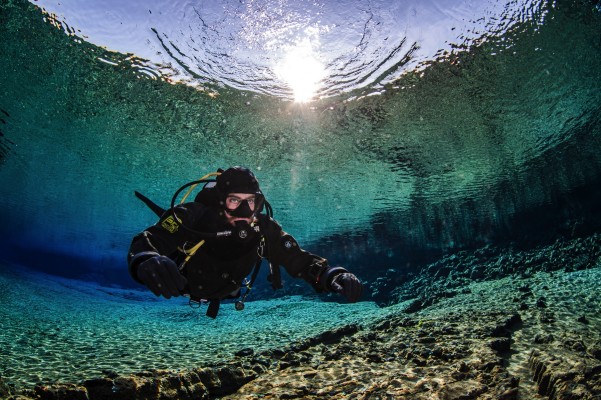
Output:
134,191,166,217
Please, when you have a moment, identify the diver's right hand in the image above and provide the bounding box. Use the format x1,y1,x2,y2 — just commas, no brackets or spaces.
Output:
137,256,187,299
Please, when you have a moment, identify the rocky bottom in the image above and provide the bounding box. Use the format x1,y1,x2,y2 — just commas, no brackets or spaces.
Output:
4,262,599,400
226,266,601,400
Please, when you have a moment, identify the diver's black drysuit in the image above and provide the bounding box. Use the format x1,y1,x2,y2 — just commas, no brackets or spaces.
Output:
127,202,348,315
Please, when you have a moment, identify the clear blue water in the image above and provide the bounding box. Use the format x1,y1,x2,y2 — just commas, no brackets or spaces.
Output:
1,0,599,285
1,0,600,393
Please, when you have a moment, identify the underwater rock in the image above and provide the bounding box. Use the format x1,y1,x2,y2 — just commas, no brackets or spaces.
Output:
367,268,412,306
529,350,601,399
469,265,486,280
0,377,12,398
403,299,425,313
130,375,160,399
312,324,359,344
589,345,601,361
490,338,512,353
497,387,519,400
563,339,587,353
534,333,554,344
211,363,255,395
390,233,601,308
27,369,216,400
33,383,87,400
195,368,221,392
83,377,119,399
436,380,488,399
536,297,547,308
495,376,520,400
490,313,523,337
234,348,254,357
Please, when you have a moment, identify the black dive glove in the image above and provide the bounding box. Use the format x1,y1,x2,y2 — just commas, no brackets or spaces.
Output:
137,256,187,299
330,272,363,303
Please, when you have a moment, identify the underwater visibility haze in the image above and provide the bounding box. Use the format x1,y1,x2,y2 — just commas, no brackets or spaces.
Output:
1,0,601,396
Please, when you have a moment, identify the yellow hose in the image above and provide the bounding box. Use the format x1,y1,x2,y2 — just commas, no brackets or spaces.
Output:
180,171,221,204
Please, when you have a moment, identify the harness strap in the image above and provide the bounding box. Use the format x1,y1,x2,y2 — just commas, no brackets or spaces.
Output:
249,256,263,286
236,256,263,308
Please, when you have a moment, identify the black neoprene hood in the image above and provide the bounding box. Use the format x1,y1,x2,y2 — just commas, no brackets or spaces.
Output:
216,166,260,195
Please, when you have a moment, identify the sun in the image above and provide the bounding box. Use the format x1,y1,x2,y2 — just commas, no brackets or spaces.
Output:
275,38,325,102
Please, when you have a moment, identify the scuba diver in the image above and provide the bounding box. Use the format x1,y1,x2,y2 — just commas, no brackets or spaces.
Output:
127,166,363,318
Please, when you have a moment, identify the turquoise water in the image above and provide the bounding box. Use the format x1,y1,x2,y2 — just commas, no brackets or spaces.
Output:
1,0,599,274
1,0,601,394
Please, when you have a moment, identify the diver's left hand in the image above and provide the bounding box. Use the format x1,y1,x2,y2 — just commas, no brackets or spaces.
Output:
330,272,363,303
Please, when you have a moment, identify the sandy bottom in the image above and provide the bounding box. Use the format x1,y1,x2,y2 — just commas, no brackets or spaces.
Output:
1,263,600,399
0,263,402,391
